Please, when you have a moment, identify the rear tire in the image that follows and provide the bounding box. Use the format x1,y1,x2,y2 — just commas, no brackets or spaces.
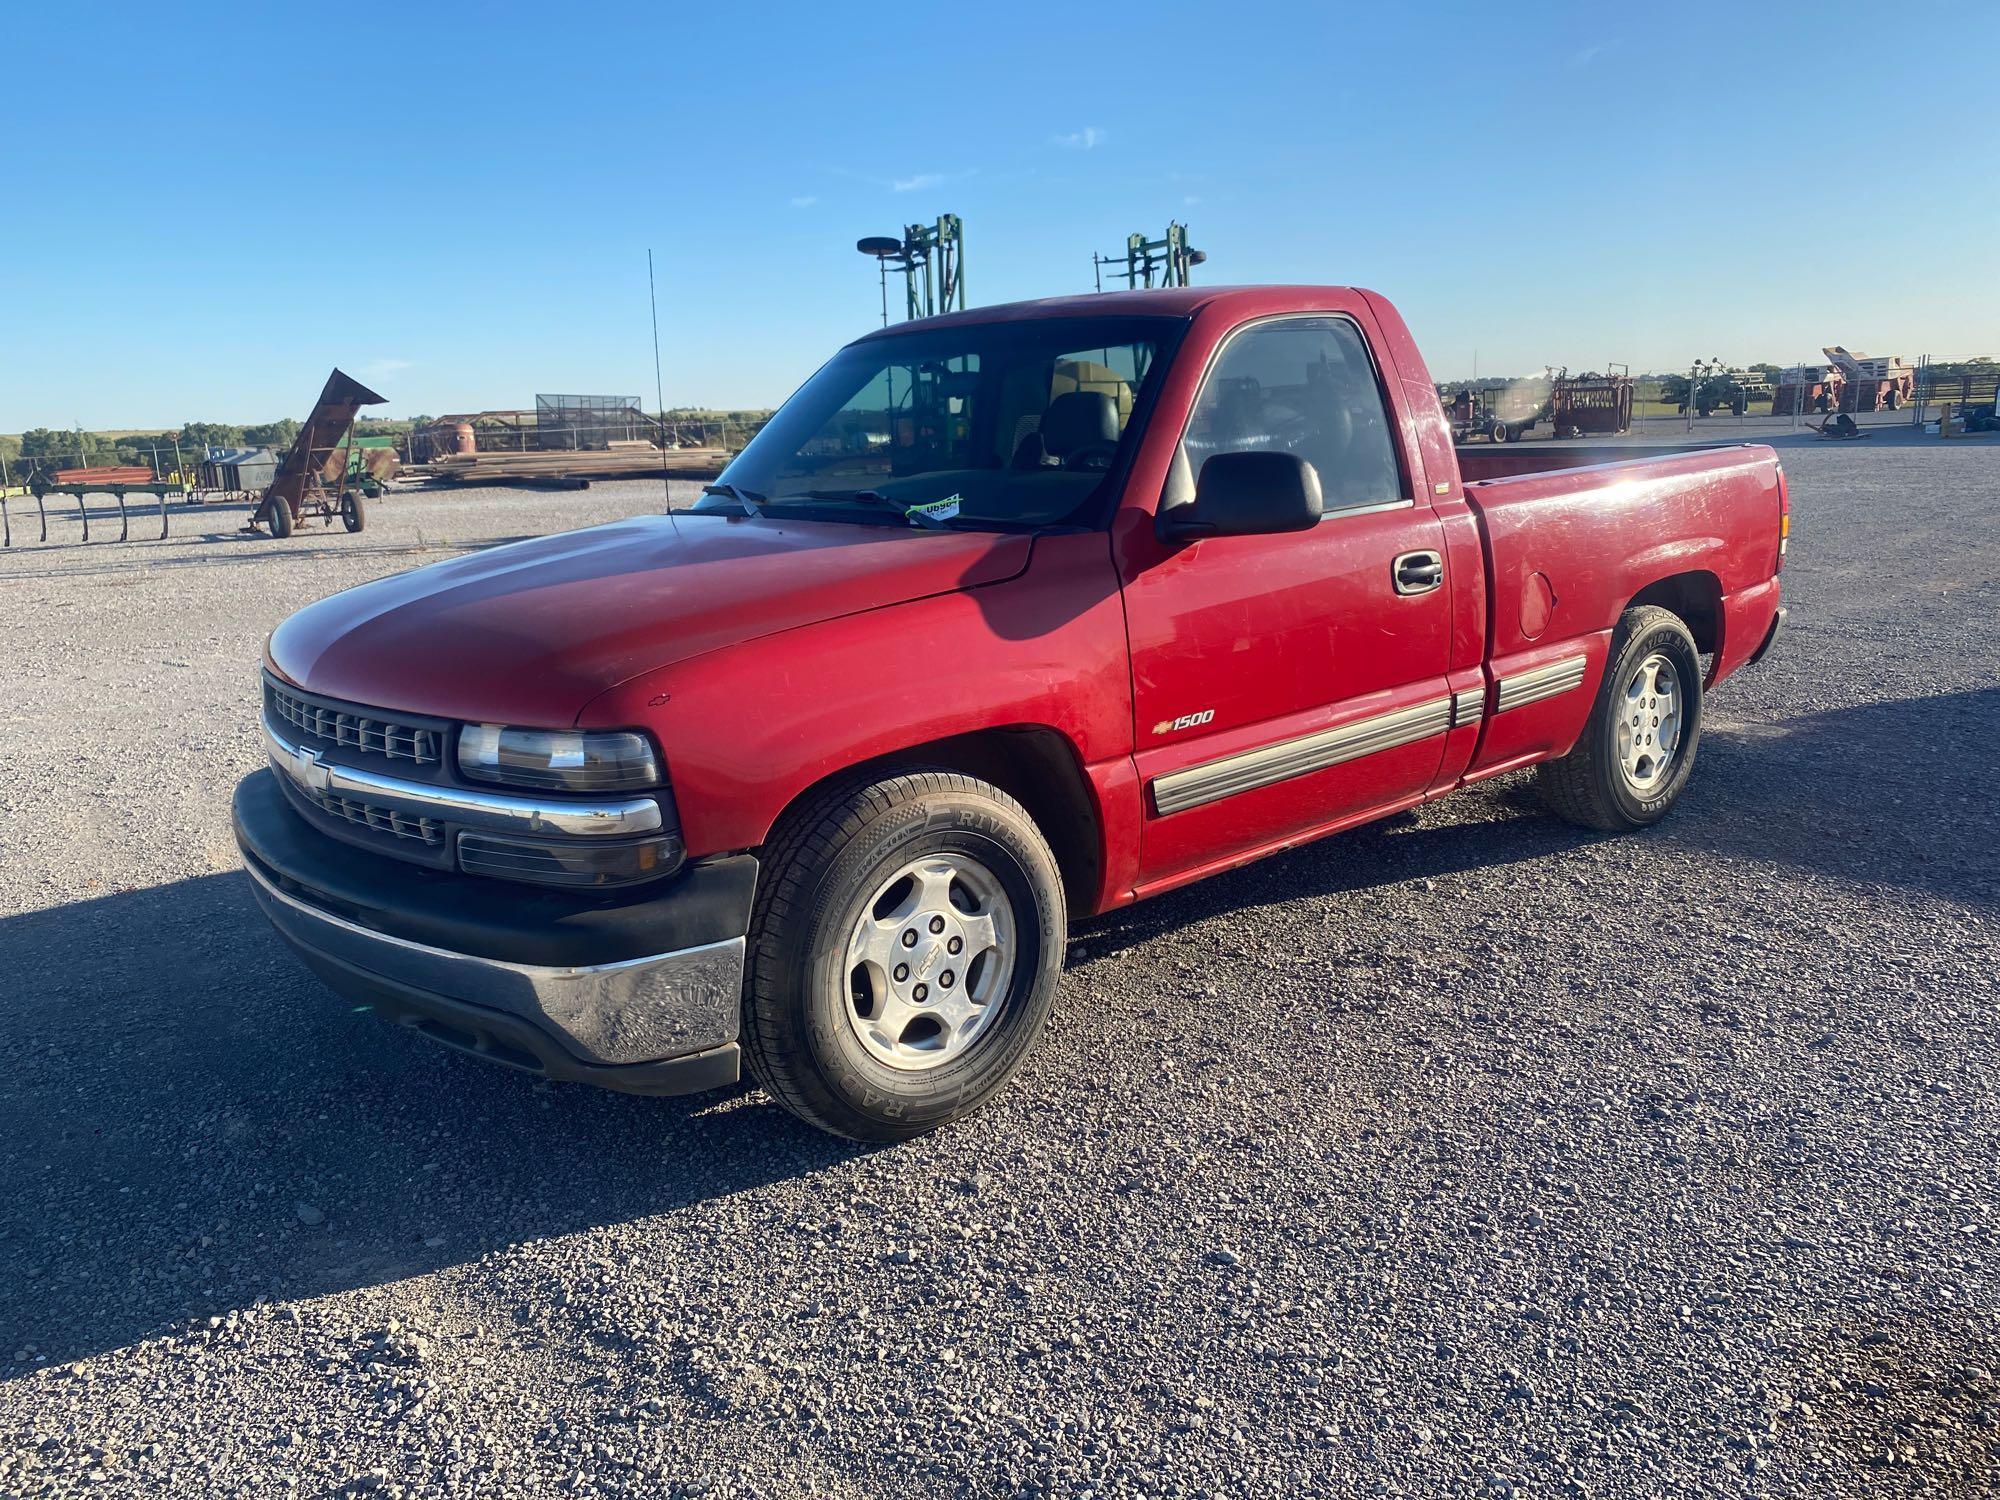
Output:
341,491,366,532
742,770,1066,1142
1537,605,1702,831
268,501,294,538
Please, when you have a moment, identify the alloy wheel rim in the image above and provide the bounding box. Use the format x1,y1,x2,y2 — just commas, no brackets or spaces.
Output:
843,854,1017,1071
1617,651,1683,792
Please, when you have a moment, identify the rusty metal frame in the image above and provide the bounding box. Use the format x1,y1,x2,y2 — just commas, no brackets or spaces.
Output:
257,369,387,533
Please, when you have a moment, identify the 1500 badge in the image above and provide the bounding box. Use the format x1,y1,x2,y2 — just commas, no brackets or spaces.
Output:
1152,709,1216,735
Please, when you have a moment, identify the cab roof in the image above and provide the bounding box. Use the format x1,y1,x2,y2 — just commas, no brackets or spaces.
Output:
852,285,1369,341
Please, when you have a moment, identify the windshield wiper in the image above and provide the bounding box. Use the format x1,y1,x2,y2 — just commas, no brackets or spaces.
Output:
700,482,767,516
799,487,900,510
795,488,950,528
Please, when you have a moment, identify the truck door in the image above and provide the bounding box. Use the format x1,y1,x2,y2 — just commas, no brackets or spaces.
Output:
1119,313,1455,891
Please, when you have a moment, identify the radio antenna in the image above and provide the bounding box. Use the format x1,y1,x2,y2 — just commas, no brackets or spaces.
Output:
647,248,679,529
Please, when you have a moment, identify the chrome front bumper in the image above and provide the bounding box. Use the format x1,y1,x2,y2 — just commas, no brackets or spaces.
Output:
242,859,748,1102
235,765,753,1094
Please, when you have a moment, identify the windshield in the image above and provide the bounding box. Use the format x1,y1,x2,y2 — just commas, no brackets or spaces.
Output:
696,315,1180,530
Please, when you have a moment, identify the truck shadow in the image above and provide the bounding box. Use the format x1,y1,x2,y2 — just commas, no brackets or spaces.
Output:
2,689,1990,1372
0,874,863,1373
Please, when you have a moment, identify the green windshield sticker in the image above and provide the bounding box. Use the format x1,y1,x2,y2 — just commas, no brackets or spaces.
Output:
906,494,962,524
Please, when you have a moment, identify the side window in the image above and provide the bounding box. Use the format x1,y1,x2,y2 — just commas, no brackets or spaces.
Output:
1180,318,1405,513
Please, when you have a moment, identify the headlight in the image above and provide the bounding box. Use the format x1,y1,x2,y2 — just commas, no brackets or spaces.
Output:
457,724,661,792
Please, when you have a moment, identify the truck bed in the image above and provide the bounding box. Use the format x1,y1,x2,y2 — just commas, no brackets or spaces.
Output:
1454,442,1787,781
1454,441,1755,483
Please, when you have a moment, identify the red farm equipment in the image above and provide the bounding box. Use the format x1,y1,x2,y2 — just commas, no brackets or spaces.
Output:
1825,346,1915,413
1551,368,1635,437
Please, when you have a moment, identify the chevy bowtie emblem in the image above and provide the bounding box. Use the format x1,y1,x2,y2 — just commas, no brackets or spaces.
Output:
1152,708,1216,735
284,742,332,794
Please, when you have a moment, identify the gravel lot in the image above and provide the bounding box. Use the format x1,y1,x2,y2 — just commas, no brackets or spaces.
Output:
2,440,1996,1498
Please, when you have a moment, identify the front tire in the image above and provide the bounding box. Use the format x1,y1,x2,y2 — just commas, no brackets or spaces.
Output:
1537,605,1703,831
743,771,1066,1141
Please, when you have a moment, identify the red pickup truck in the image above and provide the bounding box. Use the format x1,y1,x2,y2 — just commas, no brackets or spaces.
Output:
236,286,1787,1140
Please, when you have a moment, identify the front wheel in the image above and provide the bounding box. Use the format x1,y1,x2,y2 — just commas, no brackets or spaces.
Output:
341,490,366,532
1537,605,1703,831
743,771,1067,1141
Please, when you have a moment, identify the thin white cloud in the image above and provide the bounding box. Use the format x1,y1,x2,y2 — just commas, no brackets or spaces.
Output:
1569,43,1608,67
829,166,974,194
1183,195,1203,207
1052,127,1106,150
790,194,819,208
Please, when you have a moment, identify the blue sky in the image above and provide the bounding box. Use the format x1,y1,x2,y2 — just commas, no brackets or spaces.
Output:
3,1,1995,426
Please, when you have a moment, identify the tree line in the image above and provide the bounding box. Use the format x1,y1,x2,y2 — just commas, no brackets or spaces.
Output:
0,416,420,472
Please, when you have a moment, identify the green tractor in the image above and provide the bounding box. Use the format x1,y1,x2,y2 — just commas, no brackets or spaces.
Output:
1666,366,1770,419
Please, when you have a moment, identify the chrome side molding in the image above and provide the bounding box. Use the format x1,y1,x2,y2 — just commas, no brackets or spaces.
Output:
1151,695,1453,816
1451,686,1486,727
264,720,663,838
1495,655,1588,714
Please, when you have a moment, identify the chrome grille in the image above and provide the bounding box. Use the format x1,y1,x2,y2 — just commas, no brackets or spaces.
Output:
268,681,442,766
306,789,445,846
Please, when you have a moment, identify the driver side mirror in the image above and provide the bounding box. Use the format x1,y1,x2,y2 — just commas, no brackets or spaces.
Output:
1158,451,1323,543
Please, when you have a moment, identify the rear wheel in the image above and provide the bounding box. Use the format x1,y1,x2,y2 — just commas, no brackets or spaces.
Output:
268,501,294,538
743,770,1066,1141
341,490,366,532
1537,605,1702,831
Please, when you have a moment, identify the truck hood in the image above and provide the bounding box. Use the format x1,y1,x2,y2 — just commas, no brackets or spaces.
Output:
269,513,1034,724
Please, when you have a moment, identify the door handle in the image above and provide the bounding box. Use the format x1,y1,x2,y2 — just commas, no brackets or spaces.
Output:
1393,550,1444,595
